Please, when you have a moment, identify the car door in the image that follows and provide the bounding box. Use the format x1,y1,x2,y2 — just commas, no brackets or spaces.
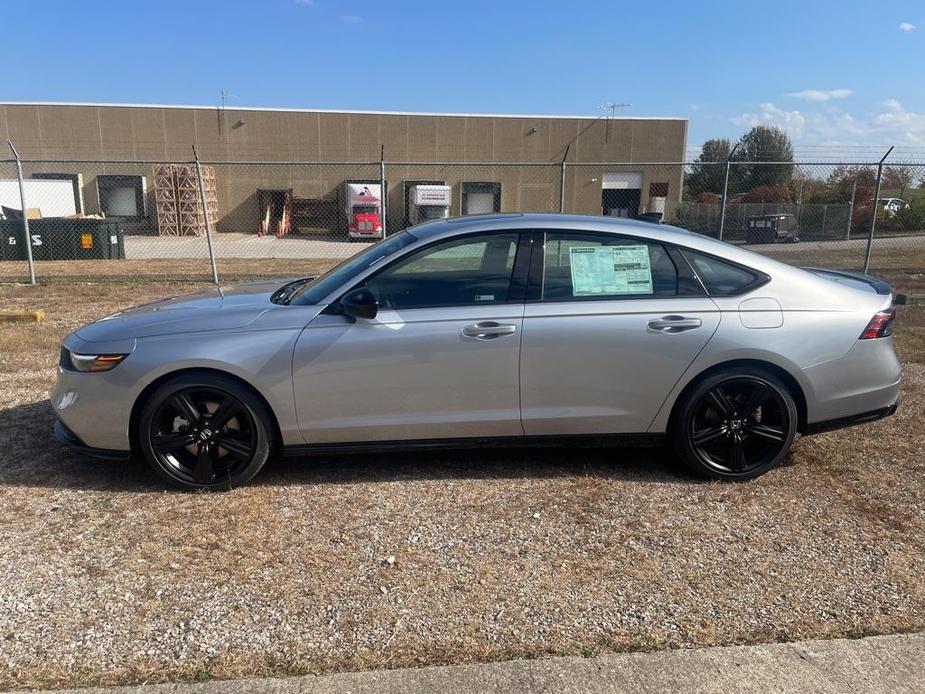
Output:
292,231,529,444
520,230,721,435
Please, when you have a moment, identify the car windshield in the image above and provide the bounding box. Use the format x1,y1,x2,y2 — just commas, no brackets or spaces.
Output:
286,230,419,305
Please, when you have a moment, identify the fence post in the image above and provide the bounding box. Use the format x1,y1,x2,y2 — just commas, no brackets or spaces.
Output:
559,144,570,213
821,204,827,236
863,146,893,275
192,146,220,285
8,140,36,285
718,145,738,240
379,145,387,237
845,177,857,241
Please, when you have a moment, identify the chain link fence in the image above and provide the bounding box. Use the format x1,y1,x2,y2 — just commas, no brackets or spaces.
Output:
2,151,923,293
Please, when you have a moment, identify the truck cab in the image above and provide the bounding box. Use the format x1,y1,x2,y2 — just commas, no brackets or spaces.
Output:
345,183,383,240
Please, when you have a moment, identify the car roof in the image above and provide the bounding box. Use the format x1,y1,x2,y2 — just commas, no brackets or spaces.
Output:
407,212,802,276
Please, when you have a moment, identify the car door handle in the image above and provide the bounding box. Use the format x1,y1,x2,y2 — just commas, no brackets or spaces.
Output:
647,315,702,333
462,321,518,339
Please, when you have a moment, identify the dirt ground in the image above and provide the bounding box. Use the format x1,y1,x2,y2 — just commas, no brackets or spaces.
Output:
0,279,923,691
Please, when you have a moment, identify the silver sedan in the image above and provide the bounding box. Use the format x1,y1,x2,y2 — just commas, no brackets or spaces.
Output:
52,214,902,490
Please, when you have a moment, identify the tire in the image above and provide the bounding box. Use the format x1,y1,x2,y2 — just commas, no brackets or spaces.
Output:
669,367,798,481
138,373,274,491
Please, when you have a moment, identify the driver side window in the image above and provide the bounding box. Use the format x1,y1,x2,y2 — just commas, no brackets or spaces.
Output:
364,232,520,310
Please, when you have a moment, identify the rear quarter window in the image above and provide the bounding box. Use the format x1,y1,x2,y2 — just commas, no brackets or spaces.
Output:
683,250,767,296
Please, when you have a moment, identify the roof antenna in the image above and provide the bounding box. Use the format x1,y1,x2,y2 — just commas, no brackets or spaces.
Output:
595,102,630,143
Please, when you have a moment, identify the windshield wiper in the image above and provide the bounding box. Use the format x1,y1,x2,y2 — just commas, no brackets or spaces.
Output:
271,277,316,305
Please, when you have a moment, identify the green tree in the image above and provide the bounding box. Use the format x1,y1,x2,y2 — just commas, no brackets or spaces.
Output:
685,138,733,199
734,125,794,192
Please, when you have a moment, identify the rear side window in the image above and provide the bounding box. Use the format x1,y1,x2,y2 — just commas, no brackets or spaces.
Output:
683,250,765,296
542,231,678,301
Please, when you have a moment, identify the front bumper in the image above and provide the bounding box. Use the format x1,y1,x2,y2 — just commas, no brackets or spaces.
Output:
53,419,131,461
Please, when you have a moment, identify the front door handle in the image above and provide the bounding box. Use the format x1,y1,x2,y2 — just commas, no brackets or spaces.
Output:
647,315,702,333
462,321,518,339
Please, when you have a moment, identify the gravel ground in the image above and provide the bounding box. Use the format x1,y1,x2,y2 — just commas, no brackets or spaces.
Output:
1,282,924,690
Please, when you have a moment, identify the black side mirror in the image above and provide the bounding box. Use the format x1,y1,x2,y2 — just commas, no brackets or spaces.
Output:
340,287,379,320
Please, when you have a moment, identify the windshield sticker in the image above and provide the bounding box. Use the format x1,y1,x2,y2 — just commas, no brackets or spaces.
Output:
474,294,495,302
568,245,653,296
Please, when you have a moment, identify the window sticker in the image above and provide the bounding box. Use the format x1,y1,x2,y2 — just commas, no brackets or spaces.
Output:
568,245,653,296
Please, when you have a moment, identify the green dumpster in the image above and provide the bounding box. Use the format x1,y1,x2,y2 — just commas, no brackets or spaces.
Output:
0,219,125,261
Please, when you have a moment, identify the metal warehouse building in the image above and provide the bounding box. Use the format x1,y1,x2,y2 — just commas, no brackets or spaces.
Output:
0,102,687,235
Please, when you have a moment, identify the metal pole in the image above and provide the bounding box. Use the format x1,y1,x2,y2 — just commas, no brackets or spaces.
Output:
863,146,893,275
846,177,857,241
559,144,570,214
379,145,387,238
192,146,219,285
8,141,36,285
821,204,827,236
718,144,739,240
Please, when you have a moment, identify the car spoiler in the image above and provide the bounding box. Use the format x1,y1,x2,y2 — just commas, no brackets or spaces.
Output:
802,267,906,305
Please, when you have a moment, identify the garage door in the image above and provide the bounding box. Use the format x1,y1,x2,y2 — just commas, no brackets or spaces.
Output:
465,192,495,215
602,172,643,190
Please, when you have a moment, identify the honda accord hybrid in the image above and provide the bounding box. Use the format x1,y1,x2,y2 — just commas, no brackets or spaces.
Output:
52,214,902,490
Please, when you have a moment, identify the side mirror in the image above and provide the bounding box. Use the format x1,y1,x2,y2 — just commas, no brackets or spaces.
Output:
340,287,379,320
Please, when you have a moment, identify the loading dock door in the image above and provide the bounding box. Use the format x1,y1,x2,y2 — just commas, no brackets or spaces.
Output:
461,182,502,216
465,192,494,214
601,172,642,218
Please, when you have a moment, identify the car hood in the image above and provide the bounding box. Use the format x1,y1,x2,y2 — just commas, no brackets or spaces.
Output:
75,279,294,342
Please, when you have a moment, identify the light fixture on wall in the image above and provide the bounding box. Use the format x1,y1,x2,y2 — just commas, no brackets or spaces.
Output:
526,127,538,136
232,119,246,129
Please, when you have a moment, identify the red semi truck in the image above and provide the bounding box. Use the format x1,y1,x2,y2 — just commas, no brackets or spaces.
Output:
345,183,383,240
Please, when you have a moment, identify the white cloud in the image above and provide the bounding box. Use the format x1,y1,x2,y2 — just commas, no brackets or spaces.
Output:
786,88,853,102
341,14,362,23
730,100,925,145
294,0,313,5
731,103,808,137
899,22,916,31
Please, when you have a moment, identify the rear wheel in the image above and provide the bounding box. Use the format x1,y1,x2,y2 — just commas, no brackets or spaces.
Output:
138,373,273,491
670,368,797,480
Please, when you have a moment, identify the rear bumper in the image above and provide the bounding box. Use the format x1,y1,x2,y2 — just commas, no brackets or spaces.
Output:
53,419,132,461
347,231,382,240
803,397,899,436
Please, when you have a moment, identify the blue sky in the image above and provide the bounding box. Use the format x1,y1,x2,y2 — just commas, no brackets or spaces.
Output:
5,0,924,152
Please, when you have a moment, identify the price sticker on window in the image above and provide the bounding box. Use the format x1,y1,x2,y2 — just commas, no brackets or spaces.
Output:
569,245,653,296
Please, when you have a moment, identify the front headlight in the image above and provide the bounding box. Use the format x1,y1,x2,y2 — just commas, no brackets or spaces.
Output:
62,348,127,372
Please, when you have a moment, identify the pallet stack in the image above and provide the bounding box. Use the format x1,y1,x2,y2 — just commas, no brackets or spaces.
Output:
153,164,219,236
153,165,180,235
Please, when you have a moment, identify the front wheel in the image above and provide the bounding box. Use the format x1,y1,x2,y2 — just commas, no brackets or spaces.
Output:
670,369,798,480
138,373,273,491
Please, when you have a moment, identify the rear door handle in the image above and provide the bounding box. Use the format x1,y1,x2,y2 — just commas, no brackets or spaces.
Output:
462,321,518,339
647,315,702,333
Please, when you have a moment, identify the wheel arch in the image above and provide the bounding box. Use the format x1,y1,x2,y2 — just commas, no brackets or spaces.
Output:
128,367,283,452
667,359,808,434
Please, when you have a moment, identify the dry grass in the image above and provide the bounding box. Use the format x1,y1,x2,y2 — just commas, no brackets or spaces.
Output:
0,281,924,691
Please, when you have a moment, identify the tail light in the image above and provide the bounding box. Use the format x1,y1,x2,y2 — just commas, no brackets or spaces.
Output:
860,309,896,339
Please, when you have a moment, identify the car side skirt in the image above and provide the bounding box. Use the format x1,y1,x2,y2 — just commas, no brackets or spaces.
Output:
284,433,665,458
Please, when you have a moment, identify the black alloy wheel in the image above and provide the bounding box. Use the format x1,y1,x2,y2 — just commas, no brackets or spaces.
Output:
672,369,797,480
139,374,273,490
